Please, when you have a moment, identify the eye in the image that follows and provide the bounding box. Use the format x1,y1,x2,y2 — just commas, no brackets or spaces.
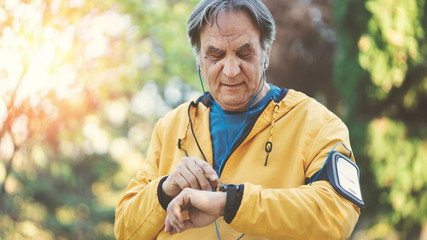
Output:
237,51,251,59
211,52,225,59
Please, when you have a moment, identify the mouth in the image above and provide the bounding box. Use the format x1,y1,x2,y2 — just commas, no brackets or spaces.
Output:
221,82,244,89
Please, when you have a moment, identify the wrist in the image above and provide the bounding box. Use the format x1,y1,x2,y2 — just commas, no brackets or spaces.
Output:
219,192,226,216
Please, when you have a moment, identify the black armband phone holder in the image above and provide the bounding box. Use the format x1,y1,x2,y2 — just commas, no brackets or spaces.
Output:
306,143,365,208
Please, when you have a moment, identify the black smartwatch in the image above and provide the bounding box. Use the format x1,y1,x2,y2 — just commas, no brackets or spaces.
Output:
220,184,242,223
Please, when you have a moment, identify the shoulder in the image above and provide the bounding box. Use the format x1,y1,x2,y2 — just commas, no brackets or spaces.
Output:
156,95,209,129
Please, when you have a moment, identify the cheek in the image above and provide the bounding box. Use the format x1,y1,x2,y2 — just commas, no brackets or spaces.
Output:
245,66,262,84
205,67,221,84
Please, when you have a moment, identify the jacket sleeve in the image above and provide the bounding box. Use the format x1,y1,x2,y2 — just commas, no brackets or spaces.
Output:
114,121,166,240
229,116,361,240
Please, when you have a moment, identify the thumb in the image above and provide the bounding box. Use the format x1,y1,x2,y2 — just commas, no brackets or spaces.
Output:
208,177,219,189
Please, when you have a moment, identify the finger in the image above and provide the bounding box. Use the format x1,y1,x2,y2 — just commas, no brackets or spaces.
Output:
195,160,219,187
208,177,219,189
167,212,182,233
187,161,211,190
172,201,185,230
165,217,179,235
164,216,171,233
168,222,181,234
167,200,185,232
178,165,201,190
163,170,190,197
172,172,191,191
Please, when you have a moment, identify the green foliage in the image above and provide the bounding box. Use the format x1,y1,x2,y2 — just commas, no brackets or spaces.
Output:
368,118,427,227
333,0,371,114
119,0,200,88
0,0,199,239
334,0,427,238
359,0,425,100
1,0,425,238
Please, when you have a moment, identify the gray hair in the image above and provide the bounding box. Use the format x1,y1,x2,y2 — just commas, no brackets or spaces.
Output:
187,0,276,59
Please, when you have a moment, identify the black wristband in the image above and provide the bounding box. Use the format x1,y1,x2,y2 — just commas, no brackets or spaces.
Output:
220,184,244,224
157,176,170,210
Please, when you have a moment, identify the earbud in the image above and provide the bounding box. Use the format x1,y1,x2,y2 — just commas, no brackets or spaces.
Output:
197,64,200,72
264,59,268,70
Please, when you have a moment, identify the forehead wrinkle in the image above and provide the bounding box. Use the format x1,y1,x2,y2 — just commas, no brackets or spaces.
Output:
203,34,255,51
200,12,261,52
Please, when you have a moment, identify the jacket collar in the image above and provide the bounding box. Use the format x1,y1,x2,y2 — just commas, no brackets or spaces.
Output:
195,87,289,109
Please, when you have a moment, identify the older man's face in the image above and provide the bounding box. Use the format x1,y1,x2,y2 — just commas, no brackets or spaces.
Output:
199,10,269,112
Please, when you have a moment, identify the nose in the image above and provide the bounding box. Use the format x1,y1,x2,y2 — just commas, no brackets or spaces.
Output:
222,56,240,78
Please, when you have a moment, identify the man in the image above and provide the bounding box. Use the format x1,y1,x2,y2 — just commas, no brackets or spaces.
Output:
114,0,362,239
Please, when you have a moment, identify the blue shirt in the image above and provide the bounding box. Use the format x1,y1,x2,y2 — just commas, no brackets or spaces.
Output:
210,83,281,175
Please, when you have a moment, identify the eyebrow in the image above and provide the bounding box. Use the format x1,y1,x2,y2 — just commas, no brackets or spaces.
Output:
207,46,222,52
237,43,251,51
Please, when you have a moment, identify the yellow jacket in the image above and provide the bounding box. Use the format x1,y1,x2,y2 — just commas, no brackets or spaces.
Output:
114,89,360,240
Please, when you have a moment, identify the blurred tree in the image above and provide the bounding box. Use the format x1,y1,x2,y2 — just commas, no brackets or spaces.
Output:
265,0,340,109
0,0,146,239
119,0,200,88
0,0,201,239
5,0,425,239
334,0,427,238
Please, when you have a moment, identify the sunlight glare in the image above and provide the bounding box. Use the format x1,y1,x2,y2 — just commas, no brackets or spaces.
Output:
0,95,7,128
51,63,77,100
83,122,110,155
105,99,128,127
130,81,171,117
103,11,131,37
69,0,86,9
84,35,108,60
128,126,145,145
0,1,132,111
11,114,28,145
0,47,23,96
5,0,19,11
50,0,61,15
109,138,132,162
0,7,7,23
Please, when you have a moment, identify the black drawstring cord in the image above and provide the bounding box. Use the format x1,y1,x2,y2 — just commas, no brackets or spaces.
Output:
187,102,208,161
264,141,273,166
264,103,279,166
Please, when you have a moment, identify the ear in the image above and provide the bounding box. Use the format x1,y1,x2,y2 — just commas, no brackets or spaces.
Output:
265,47,271,70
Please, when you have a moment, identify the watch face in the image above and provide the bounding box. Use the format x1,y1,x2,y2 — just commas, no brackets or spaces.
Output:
219,184,239,192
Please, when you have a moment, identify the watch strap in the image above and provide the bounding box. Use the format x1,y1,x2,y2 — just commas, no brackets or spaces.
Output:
223,184,244,224
157,176,171,210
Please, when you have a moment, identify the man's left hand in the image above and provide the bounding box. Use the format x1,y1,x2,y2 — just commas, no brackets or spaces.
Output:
164,188,226,234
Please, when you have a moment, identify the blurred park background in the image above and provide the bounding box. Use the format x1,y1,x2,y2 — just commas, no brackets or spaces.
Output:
0,0,426,239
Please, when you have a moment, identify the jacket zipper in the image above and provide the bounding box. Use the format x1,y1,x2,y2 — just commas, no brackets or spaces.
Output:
218,98,274,178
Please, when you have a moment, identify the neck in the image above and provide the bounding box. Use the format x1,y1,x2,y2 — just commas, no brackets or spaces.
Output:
220,81,270,112
251,82,270,107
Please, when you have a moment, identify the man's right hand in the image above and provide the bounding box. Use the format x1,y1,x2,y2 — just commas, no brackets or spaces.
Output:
162,157,219,198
